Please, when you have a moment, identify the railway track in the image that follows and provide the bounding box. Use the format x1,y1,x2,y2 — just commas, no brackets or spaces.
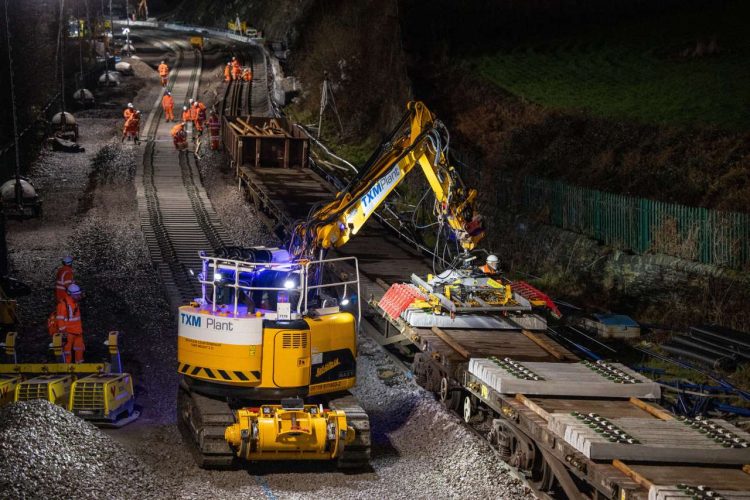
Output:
137,36,230,308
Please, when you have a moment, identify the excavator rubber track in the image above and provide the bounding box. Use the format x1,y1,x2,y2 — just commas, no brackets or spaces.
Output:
328,393,371,470
177,379,237,469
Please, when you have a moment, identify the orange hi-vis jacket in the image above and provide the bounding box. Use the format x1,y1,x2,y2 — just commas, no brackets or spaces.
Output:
124,115,140,134
55,264,74,301
123,108,135,120
162,94,174,111
481,264,497,274
194,101,206,121
224,65,231,81
242,68,252,81
158,63,169,77
171,123,187,140
182,109,192,122
56,295,82,335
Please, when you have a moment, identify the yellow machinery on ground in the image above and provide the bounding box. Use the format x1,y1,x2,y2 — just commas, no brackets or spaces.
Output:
189,36,203,51
177,101,484,469
0,331,139,427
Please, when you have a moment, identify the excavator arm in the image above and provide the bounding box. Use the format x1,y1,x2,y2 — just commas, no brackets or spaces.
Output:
291,101,485,258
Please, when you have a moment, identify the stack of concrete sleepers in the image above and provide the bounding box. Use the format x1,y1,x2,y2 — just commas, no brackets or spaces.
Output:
547,413,750,463
468,358,660,398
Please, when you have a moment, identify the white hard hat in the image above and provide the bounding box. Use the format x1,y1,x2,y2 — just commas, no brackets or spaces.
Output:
127,102,134,108
67,283,81,294
487,254,499,264
183,105,187,110
62,256,73,265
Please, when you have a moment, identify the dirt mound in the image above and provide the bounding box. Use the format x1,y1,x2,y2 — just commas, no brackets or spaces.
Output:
0,400,164,499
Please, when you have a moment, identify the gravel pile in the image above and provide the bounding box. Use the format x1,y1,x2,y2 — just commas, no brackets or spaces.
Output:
0,400,165,499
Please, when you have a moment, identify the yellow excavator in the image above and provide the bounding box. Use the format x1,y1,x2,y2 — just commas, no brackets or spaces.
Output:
176,101,483,468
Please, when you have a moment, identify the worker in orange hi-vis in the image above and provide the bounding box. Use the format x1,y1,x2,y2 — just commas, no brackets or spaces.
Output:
232,63,242,81
171,122,188,150
181,105,191,123
241,67,253,82
54,256,75,302
158,60,169,87
193,100,207,134
207,112,221,150
123,102,135,121
122,110,141,144
223,62,232,82
481,254,500,274
162,91,175,121
57,284,84,363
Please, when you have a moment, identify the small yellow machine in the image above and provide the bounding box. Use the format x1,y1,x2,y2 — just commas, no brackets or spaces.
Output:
0,331,139,427
189,35,203,51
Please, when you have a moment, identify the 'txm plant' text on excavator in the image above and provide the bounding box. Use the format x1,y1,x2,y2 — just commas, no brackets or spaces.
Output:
176,101,484,468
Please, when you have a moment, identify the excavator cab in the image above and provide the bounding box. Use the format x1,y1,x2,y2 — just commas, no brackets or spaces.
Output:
177,248,369,468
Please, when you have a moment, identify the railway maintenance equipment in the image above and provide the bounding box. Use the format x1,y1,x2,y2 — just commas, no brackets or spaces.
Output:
178,101,487,469
0,331,138,427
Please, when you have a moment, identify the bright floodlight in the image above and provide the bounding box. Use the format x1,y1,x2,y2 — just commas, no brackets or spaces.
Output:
214,272,223,282
283,279,295,289
340,298,350,306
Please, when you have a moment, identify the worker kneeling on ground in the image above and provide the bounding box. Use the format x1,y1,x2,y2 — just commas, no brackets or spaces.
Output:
158,60,169,87
481,254,500,274
54,255,75,302
207,111,221,150
171,122,188,150
241,67,252,82
57,283,84,363
162,91,174,121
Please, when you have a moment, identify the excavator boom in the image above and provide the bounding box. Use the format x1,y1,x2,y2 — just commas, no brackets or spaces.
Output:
291,101,484,258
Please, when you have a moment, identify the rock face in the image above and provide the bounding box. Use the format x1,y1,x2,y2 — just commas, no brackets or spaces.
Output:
0,400,163,499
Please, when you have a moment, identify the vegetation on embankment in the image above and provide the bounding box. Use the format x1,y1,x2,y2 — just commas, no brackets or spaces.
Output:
475,1,750,130
403,0,750,213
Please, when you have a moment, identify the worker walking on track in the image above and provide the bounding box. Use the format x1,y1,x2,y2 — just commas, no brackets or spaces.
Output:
162,91,174,121
122,110,141,144
207,111,221,150
57,284,84,363
54,256,75,302
231,57,241,81
242,67,253,82
224,62,232,82
171,122,188,150
158,60,169,87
